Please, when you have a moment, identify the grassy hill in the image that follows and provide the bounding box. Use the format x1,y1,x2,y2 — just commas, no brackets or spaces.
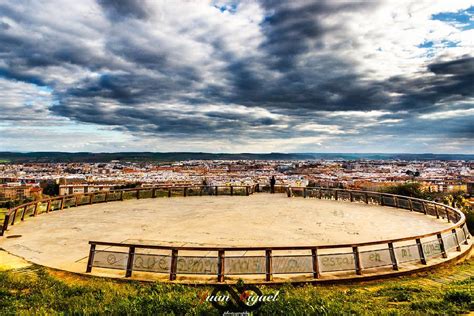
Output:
0,250,472,315
0,152,473,163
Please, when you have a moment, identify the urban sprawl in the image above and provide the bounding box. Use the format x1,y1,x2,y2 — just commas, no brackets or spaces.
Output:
1,160,473,204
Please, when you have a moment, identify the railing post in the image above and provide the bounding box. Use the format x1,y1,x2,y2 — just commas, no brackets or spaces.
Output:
265,249,272,281
21,205,27,221
217,250,225,282
10,209,17,225
311,248,320,278
89,194,94,205
184,187,187,197
215,186,218,196
75,196,79,207
353,246,362,275
60,197,66,210
230,186,233,196
105,192,109,202
303,188,307,198
334,190,338,201
1,214,10,236
318,189,322,199
125,246,135,277
364,192,369,204
388,242,398,270
416,238,427,264
461,224,469,244
349,191,354,202
393,196,398,208
120,191,124,201
434,205,440,219
452,229,461,251
422,201,427,215
246,186,249,196
136,189,140,200
170,249,178,281
33,202,39,216
380,194,384,206
152,188,157,198
46,200,51,213
445,207,450,223
408,199,413,211
168,188,171,198
437,233,447,258
86,243,96,273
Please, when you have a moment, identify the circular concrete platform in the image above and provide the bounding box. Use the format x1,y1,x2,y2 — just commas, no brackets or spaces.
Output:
0,194,453,275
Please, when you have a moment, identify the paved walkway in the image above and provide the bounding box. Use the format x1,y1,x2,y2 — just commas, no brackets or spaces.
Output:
0,194,455,276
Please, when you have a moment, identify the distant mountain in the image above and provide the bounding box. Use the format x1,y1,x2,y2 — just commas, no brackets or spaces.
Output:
0,152,314,163
0,152,472,163
304,153,474,161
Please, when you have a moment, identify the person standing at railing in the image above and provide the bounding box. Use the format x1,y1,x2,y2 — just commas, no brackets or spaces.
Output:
202,178,210,195
270,176,276,194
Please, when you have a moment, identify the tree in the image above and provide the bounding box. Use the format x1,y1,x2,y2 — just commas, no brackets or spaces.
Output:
42,182,59,196
442,191,473,233
381,182,427,199
442,191,470,213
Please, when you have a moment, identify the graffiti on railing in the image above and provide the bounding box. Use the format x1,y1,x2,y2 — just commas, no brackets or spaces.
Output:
225,257,265,274
177,256,218,274
422,240,443,258
360,249,392,268
272,256,312,274
93,251,128,269
133,254,171,273
319,253,355,272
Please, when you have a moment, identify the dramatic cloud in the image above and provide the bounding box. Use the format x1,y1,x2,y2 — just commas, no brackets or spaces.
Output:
0,0,473,153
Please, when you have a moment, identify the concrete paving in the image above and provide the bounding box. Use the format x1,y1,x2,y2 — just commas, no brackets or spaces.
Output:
0,194,452,274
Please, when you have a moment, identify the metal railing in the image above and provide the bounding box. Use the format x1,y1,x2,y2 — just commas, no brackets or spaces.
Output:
84,187,470,282
0,185,256,236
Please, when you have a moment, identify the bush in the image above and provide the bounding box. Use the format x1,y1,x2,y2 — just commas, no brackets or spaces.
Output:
381,182,427,199
375,285,422,302
465,211,474,234
410,299,446,313
444,290,472,306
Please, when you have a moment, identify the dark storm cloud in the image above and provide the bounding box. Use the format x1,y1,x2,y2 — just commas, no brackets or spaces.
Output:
259,1,369,69
0,21,9,29
0,67,46,87
428,56,474,75
98,0,149,20
209,1,385,111
0,0,472,148
387,57,474,112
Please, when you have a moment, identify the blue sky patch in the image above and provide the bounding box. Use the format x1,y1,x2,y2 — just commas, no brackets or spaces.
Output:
432,6,474,30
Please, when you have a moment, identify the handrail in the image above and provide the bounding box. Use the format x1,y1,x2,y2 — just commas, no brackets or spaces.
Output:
0,184,257,236
0,184,470,283
85,187,467,250
87,214,470,282
291,186,466,229
1,185,466,242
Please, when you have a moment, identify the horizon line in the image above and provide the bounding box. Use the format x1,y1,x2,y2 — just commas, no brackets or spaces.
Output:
1,151,473,155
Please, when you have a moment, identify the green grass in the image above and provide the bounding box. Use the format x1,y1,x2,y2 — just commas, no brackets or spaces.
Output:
0,259,473,315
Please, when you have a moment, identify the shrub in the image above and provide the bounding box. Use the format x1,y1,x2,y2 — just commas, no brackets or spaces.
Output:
465,211,474,234
381,182,427,199
444,290,472,306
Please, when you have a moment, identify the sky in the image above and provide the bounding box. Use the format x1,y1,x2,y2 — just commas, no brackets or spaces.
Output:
0,0,473,153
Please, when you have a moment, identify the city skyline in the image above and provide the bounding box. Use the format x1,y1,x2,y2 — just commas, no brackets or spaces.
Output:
0,1,473,153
